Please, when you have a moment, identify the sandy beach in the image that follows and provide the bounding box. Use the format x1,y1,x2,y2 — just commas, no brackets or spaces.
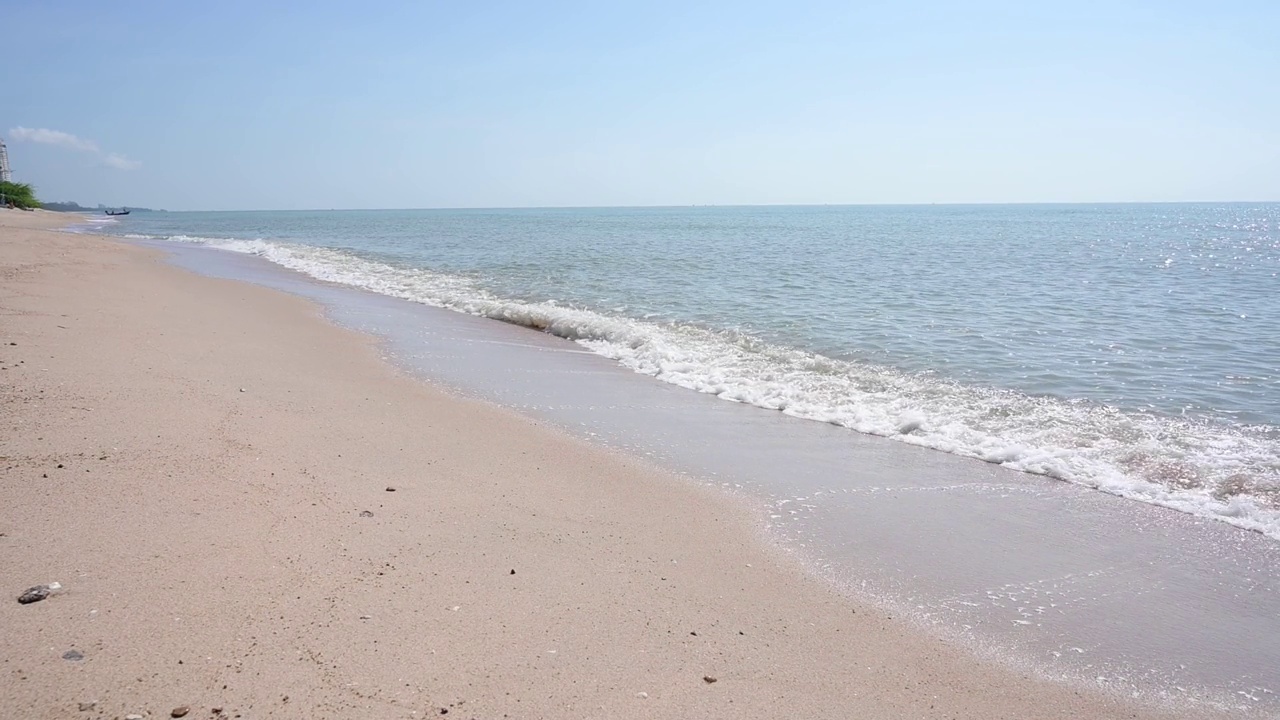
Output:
0,209,1219,719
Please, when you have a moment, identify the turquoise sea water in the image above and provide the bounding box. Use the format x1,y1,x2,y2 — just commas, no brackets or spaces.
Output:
97,204,1280,537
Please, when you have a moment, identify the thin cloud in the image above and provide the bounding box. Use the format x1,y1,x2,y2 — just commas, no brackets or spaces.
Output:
8,126,140,170
103,152,142,171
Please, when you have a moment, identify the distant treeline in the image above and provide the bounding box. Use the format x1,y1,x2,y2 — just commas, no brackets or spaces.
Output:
42,200,159,213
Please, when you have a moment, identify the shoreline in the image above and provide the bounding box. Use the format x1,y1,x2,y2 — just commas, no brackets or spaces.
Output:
0,210,1232,718
136,212,1280,712
98,209,1280,544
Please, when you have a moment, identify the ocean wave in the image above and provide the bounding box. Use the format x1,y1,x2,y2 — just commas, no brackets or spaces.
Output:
146,233,1280,540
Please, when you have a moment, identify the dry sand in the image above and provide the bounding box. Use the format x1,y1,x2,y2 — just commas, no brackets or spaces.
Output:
0,209,1215,718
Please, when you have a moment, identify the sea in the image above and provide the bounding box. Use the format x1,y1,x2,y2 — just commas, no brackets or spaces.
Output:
96,203,1279,539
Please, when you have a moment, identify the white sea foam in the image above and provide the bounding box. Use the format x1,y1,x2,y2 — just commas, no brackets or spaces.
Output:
61,214,118,233
146,233,1280,540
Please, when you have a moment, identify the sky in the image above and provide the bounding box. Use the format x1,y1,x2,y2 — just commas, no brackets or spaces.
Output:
2,1,1278,210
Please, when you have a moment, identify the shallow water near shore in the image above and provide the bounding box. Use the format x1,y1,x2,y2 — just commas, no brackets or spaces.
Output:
112,228,1280,717
98,204,1280,542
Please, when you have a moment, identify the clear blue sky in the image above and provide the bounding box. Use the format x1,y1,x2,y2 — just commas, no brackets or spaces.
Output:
3,1,1277,210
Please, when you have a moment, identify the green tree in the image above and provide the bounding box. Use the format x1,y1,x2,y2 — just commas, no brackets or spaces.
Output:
0,181,41,209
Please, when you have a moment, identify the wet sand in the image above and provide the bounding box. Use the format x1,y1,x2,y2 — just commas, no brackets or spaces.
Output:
0,209,1220,718
153,230,1280,715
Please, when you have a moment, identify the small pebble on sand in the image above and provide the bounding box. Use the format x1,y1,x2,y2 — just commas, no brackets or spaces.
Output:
18,584,53,604
172,706,190,717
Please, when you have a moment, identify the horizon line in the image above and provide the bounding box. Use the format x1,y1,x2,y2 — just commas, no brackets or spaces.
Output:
78,199,1280,213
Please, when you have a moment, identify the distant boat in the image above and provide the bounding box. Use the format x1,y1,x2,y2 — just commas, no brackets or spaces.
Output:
105,208,130,216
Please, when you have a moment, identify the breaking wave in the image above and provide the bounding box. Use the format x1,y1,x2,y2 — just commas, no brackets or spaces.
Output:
134,232,1280,540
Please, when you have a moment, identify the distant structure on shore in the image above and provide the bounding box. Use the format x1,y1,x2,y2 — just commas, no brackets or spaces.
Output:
0,139,11,182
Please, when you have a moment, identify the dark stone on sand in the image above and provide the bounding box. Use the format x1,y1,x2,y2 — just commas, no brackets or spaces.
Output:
63,649,84,661
385,486,396,492
171,706,190,717
78,701,97,711
359,510,374,517
703,675,718,684
510,569,516,575
18,585,50,604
